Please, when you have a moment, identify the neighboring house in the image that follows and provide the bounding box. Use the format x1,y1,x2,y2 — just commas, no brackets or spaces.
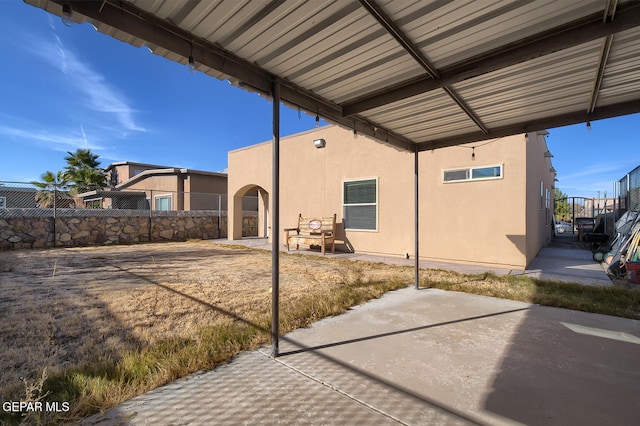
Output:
0,185,38,208
79,162,228,211
228,125,556,269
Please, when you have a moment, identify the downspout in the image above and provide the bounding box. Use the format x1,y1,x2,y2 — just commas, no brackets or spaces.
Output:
271,80,281,358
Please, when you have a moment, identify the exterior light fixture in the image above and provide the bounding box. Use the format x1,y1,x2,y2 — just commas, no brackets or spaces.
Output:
62,4,74,27
187,43,196,73
586,121,592,130
313,138,326,149
544,151,554,158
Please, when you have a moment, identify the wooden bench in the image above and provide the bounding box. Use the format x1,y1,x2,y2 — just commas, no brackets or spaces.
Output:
284,214,336,255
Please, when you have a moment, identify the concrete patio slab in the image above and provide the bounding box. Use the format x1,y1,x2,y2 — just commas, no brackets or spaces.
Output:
84,288,640,425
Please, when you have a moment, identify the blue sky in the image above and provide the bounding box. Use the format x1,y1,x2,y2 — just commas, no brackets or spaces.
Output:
1,1,638,198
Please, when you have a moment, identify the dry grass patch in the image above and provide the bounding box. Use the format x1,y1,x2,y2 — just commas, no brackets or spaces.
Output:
424,270,640,319
0,242,411,424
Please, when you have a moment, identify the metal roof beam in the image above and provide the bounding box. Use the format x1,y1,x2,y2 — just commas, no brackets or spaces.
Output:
442,87,488,134
417,99,640,151
342,2,640,116
358,0,438,79
339,1,489,146
358,0,487,134
57,0,416,151
587,1,618,115
587,35,614,115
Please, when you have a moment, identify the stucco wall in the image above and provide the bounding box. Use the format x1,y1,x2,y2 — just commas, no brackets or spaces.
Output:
419,134,529,268
524,132,556,264
125,175,182,210
228,125,554,269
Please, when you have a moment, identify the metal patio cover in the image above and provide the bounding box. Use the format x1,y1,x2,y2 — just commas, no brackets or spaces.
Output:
28,0,640,151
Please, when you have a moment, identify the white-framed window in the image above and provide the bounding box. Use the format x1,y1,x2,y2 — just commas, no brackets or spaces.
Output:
155,194,172,211
545,188,550,209
545,188,551,225
84,197,103,209
443,165,503,183
343,178,377,231
0,196,6,208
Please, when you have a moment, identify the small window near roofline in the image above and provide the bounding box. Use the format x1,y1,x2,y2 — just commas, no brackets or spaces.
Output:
443,165,502,183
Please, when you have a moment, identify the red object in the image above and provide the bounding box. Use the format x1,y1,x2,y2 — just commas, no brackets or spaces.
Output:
627,262,640,285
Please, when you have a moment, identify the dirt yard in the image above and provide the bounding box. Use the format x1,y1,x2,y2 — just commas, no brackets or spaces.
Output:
0,241,412,398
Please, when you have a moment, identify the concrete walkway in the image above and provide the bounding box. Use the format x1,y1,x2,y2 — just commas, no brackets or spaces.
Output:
521,247,612,285
215,237,613,286
85,288,640,425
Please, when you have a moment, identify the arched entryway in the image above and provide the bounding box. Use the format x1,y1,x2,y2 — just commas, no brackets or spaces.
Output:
229,184,269,240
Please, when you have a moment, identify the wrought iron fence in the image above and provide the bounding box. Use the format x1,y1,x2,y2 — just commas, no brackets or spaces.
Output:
554,165,639,237
555,197,585,222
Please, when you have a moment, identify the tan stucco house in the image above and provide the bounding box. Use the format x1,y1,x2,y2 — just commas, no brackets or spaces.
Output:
228,125,556,269
0,186,38,208
80,162,228,211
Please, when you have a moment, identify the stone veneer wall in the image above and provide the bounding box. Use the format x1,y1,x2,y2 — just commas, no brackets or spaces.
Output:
0,209,258,250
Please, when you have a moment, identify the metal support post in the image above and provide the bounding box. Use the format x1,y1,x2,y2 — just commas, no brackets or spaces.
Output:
271,80,281,358
414,149,420,289
149,190,153,242
53,186,57,248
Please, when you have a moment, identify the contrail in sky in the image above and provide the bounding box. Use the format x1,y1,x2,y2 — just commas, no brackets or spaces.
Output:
80,124,88,148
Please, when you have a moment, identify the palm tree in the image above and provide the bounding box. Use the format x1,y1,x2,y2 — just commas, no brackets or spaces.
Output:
32,171,72,208
63,149,107,193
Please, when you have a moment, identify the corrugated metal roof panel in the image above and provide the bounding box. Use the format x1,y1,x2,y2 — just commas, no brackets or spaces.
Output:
251,3,421,102
393,0,606,68
365,91,480,142
456,41,602,125
597,27,640,108
189,2,260,43
24,0,640,149
255,2,365,71
225,2,319,54
304,57,423,104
